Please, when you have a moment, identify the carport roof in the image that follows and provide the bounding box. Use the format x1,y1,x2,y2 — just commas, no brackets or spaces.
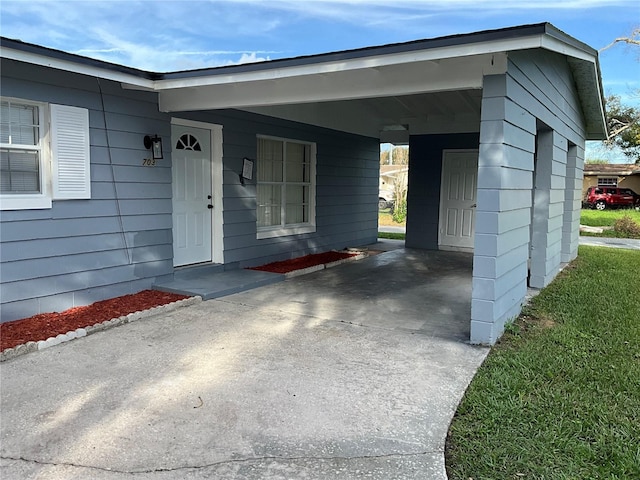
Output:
0,22,607,140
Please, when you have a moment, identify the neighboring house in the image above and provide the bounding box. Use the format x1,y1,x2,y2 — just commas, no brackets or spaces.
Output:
0,23,607,344
379,165,408,208
582,163,640,197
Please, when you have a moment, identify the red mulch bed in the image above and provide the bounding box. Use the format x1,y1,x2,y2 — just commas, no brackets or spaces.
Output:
1,252,360,353
248,251,357,274
0,290,189,352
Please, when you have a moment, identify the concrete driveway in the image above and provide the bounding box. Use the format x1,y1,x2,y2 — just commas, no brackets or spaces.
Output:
1,247,488,479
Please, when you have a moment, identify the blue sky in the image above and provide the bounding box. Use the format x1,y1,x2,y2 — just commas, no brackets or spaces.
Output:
1,0,638,160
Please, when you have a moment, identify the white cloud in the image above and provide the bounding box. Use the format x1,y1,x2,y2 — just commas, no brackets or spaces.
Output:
229,52,272,65
0,0,287,70
1,0,636,72
224,0,634,24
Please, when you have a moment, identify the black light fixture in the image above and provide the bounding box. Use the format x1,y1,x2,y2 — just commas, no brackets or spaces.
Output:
144,135,163,160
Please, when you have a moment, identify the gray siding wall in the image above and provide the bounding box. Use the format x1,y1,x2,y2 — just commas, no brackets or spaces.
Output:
1,59,174,322
562,144,584,263
406,134,480,249
471,50,586,344
530,129,567,288
174,109,380,268
1,60,379,322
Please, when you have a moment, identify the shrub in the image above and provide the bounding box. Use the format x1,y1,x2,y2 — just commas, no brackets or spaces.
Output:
392,199,407,223
613,214,640,238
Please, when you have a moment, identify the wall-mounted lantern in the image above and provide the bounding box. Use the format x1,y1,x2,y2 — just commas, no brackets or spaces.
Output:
144,135,163,160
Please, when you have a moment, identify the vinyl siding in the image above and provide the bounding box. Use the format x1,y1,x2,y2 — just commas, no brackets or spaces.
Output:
1,59,380,322
471,50,586,344
1,58,173,322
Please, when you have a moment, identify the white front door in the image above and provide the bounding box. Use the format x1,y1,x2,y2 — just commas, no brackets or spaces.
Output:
439,150,478,251
171,125,212,266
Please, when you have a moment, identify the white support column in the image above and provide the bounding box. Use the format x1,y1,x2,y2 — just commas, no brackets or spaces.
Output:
529,130,568,288
471,75,535,345
561,143,585,263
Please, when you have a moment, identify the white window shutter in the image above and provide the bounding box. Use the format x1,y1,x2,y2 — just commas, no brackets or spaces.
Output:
51,104,91,200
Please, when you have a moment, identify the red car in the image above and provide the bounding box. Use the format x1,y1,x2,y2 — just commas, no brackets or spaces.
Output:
583,186,639,210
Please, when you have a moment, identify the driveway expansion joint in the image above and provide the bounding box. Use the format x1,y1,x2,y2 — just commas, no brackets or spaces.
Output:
2,450,440,474
214,297,438,337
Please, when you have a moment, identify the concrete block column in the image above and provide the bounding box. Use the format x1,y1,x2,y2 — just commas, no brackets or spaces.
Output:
529,130,568,288
471,74,535,345
561,143,585,263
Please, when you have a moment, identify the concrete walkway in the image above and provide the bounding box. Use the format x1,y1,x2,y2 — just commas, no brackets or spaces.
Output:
0,246,488,479
378,225,406,234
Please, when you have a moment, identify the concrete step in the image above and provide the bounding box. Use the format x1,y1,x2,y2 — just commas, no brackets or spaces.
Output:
153,265,285,300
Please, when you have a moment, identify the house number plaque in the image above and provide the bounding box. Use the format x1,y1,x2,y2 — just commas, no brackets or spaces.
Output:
142,158,157,166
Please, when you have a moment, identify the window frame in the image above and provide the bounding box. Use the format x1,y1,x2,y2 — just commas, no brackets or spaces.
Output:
256,134,316,239
1,97,91,211
0,97,51,210
597,177,618,187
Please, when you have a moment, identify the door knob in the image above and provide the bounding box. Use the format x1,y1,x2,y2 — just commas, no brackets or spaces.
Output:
208,195,212,199
208,204,213,209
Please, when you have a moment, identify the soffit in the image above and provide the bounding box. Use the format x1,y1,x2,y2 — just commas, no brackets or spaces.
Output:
243,89,484,140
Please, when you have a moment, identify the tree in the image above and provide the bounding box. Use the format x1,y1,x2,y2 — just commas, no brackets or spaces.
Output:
599,27,640,164
380,146,409,165
599,27,640,53
391,170,408,223
604,94,640,164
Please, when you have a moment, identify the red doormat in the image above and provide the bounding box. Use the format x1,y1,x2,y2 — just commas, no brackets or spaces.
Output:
248,251,358,274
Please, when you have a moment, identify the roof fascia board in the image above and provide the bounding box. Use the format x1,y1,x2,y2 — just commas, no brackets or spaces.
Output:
158,54,505,112
540,36,596,63
156,33,601,93
1,46,155,89
151,37,543,90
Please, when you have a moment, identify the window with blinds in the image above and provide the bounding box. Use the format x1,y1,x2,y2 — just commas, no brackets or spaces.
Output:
0,100,42,194
256,136,316,238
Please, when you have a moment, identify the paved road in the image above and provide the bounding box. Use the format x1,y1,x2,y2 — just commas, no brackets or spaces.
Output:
579,236,640,250
378,225,406,234
377,228,640,251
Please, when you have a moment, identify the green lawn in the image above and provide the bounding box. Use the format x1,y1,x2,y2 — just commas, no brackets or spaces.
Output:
581,208,640,227
446,246,640,480
378,232,406,240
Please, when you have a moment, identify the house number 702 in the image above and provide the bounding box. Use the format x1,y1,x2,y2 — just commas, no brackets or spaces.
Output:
143,158,156,166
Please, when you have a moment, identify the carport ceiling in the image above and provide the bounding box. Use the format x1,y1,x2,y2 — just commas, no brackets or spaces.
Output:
243,89,484,141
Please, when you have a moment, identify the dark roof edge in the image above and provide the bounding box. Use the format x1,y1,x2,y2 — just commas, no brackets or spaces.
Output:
0,37,161,80
583,164,640,174
2,22,598,81
161,23,557,79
